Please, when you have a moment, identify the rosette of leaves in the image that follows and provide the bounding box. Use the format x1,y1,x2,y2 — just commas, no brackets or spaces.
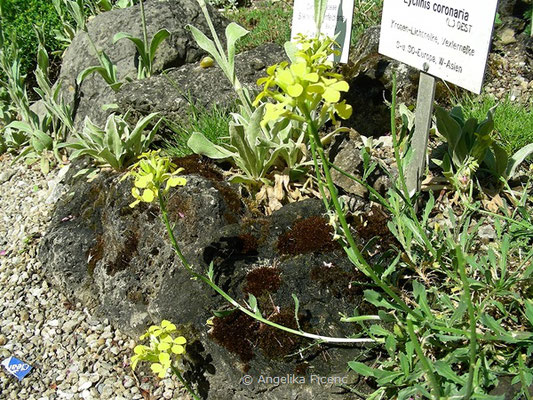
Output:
188,104,311,188
61,112,161,170
434,106,533,191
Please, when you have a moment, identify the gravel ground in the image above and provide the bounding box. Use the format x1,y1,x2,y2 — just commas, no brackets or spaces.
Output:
0,154,189,399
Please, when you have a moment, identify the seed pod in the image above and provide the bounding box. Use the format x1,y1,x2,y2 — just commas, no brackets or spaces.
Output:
200,56,214,68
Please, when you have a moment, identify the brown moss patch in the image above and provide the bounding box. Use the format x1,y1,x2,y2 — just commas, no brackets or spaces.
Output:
277,216,339,255
294,362,310,376
243,266,281,297
210,311,259,363
355,205,398,251
174,154,223,181
213,182,243,224
238,234,259,255
310,265,367,300
257,309,302,359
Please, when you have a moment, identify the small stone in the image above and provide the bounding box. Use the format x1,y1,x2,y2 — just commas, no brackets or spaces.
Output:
62,319,78,333
499,28,517,45
0,334,7,346
20,310,30,321
123,376,134,388
478,224,497,243
163,390,174,399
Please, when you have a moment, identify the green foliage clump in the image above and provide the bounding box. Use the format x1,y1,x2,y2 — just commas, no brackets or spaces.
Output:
351,0,383,45
434,106,533,193
62,112,161,170
0,0,63,78
459,95,533,156
225,1,292,52
163,103,232,158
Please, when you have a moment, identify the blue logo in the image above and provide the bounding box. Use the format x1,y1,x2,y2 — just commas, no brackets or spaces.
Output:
1,356,32,381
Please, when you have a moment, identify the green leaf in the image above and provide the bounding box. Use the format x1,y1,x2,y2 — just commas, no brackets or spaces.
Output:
149,29,171,63
348,362,376,377
225,23,248,78
525,301,533,328
485,142,508,179
30,131,53,153
187,25,227,78
314,0,328,33
284,41,298,63
434,360,465,385
292,294,301,330
188,132,236,159
77,66,105,85
436,106,462,153
364,290,397,310
505,143,533,179
229,122,258,177
126,113,160,154
412,281,433,320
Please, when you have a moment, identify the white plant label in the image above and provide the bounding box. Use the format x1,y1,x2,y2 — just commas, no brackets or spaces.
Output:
379,0,498,93
291,0,354,63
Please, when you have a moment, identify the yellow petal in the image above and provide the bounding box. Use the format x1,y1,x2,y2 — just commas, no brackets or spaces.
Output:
135,173,153,188
141,189,155,202
322,87,340,103
158,342,171,351
307,84,324,94
159,352,170,364
287,84,303,98
330,80,349,92
174,336,187,345
134,345,147,355
290,62,306,77
335,101,353,119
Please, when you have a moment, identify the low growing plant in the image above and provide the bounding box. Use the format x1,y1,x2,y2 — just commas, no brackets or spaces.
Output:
62,112,161,170
131,320,200,399
433,106,533,193
113,0,170,79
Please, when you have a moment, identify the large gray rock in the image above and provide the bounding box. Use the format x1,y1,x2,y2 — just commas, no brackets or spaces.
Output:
116,43,287,121
38,159,372,399
58,0,229,131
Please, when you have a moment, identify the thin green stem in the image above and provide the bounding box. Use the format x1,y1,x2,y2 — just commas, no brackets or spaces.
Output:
139,0,150,76
301,104,419,320
406,320,441,400
170,366,201,400
157,192,375,344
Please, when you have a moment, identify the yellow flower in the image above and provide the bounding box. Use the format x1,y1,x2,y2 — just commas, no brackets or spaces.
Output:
122,151,186,208
253,35,352,127
131,320,188,379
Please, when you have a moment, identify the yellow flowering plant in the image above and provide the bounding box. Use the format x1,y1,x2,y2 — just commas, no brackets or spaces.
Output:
121,150,186,208
131,320,200,399
253,34,353,129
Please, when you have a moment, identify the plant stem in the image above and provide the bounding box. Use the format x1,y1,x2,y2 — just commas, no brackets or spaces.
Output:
170,366,201,400
139,0,149,76
301,105,419,320
157,192,375,344
406,320,441,400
